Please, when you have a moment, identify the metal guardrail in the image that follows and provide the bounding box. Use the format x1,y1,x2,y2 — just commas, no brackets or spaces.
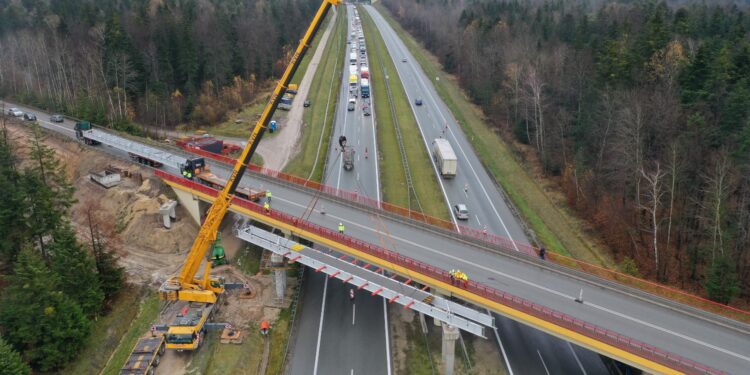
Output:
157,170,723,374
182,145,750,327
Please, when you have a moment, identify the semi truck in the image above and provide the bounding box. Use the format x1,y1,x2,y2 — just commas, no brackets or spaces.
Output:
349,52,357,63
360,78,370,98
349,74,358,88
120,335,166,375
432,138,457,178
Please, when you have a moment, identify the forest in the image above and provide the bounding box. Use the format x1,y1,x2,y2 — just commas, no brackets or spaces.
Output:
382,0,750,304
0,0,319,132
0,121,124,373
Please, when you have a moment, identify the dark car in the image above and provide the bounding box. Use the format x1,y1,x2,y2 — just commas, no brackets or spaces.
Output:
347,101,355,111
50,114,64,122
23,112,37,121
363,105,371,116
304,100,311,107
415,98,423,106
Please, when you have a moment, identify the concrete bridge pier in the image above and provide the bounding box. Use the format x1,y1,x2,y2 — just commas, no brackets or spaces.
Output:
159,200,178,228
270,228,294,303
170,187,202,224
442,324,460,375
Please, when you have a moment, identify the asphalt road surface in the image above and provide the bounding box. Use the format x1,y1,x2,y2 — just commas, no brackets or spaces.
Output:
289,6,390,375
5,72,750,374
363,6,612,374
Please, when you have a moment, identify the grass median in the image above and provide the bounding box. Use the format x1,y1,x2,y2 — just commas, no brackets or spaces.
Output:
284,9,346,181
360,8,449,220
373,4,611,265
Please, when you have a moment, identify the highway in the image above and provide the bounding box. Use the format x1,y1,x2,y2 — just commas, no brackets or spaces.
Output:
361,5,611,374
5,76,750,374
289,5,390,375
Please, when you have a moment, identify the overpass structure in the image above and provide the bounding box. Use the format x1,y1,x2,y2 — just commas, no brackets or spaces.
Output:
5,97,750,374
155,164,748,375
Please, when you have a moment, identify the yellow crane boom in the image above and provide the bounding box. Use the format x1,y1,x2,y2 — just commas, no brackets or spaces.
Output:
160,0,342,304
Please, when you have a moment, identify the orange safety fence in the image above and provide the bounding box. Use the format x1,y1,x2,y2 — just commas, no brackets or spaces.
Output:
182,146,750,324
156,169,724,375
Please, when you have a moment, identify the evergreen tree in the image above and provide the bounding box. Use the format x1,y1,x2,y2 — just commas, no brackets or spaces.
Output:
0,126,27,264
49,227,104,317
0,335,30,375
23,124,75,257
0,248,90,372
93,241,124,303
704,255,741,304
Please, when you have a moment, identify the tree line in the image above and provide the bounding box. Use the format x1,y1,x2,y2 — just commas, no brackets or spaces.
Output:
382,0,749,304
0,0,319,132
0,120,124,373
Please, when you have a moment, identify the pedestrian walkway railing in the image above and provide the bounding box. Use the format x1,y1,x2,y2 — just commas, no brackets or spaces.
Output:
181,146,750,324
156,169,724,375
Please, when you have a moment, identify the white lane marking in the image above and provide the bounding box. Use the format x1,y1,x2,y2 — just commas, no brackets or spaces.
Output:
488,309,514,375
313,277,329,375
352,303,356,325
475,215,482,226
350,369,354,375
367,8,520,250
383,297,392,375
567,342,587,375
586,301,750,363
537,349,551,375
276,195,750,363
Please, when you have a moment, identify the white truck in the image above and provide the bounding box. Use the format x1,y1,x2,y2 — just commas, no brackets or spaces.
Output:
432,138,457,178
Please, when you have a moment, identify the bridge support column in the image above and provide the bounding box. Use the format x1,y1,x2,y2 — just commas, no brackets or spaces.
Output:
170,187,202,224
159,200,177,228
442,324,459,375
271,252,287,303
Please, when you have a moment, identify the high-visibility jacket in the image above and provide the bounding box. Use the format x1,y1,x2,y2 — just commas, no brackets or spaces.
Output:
338,224,345,232
264,202,270,210
266,191,272,198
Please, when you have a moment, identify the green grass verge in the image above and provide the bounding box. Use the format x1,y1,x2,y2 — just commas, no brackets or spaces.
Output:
291,15,333,87
360,8,450,220
207,97,279,139
265,308,291,374
100,291,161,375
284,9,346,181
235,244,264,276
60,286,143,375
374,4,612,265
185,330,265,375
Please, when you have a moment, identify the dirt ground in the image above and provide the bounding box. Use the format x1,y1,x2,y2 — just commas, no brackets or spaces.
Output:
5,122,293,375
254,10,336,171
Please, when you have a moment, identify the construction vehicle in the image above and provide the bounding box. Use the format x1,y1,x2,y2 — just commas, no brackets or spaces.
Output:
119,335,165,375
157,0,341,352
211,233,227,266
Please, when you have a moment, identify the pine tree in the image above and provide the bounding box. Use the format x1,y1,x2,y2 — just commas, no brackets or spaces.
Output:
49,227,104,317
0,248,90,372
704,255,741,304
23,124,75,257
0,126,28,264
0,335,30,375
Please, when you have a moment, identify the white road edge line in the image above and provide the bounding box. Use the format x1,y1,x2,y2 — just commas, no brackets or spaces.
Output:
488,309,514,375
352,303,356,325
567,341,587,375
537,349,551,375
383,297,392,375
274,195,748,362
313,276,329,375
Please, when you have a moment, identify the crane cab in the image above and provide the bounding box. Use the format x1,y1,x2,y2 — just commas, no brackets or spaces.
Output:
180,157,206,180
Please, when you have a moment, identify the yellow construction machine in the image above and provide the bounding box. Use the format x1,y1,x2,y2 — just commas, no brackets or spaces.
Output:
158,0,342,351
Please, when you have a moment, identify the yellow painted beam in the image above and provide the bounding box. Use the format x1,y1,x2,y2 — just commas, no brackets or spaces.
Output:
165,180,685,374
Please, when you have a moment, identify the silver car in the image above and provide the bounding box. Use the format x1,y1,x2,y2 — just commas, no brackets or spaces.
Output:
453,204,469,220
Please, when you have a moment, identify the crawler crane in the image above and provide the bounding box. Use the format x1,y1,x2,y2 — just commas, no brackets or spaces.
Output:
158,0,342,351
